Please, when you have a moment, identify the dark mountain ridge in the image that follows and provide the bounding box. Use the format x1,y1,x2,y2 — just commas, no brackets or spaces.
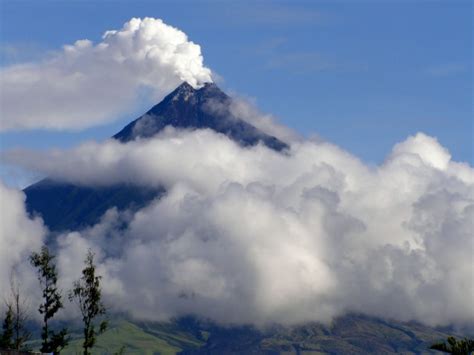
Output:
24,82,287,231
114,81,288,150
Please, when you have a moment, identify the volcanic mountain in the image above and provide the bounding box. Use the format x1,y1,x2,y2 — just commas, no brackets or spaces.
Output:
24,82,288,231
22,82,463,353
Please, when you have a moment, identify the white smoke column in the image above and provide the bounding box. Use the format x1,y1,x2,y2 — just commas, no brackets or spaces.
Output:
0,17,212,131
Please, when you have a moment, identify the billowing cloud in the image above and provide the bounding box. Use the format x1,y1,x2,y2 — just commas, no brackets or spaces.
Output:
5,131,473,327
0,182,45,298
5,128,287,192
0,17,212,131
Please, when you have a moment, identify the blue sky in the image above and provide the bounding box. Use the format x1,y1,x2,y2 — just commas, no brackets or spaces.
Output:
0,0,472,186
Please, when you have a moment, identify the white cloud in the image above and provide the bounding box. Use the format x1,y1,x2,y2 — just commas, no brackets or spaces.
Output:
205,95,302,143
0,17,212,131
388,133,451,170
5,130,473,327
0,181,45,299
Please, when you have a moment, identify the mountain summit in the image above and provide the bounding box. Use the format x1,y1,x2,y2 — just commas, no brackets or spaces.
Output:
24,82,288,231
114,82,288,151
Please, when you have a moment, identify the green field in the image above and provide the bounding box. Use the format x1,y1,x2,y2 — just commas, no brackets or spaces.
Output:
62,320,204,355
53,313,467,354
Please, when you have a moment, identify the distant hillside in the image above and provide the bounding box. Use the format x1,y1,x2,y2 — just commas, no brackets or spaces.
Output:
60,314,462,354
62,320,204,355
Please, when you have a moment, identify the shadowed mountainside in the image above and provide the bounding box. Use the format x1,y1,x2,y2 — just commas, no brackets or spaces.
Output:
24,82,287,232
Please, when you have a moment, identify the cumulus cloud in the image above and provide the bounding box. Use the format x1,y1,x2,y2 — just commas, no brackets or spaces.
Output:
5,130,473,327
0,181,46,299
5,128,287,193
0,17,212,131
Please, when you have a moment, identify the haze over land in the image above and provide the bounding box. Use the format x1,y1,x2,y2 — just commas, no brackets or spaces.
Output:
0,16,473,333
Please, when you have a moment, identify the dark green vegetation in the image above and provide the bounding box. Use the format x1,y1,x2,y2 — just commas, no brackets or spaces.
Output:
57,314,471,354
69,250,107,355
0,305,14,349
0,278,31,351
30,246,69,353
1,250,107,354
430,336,474,354
63,320,204,355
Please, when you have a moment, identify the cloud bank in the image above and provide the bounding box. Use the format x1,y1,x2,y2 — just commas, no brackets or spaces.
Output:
0,182,45,297
0,17,212,131
3,130,473,327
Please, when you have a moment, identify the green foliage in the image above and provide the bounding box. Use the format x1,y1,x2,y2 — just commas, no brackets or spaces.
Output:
62,320,201,355
430,336,474,354
114,345,126,355
0,305,14,349
69,249,107,355
30,245,69,353
58,314,470,355
6,275,31,351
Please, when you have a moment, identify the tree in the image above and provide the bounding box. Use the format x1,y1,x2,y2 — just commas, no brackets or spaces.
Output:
0,305,14,349
3,274,31,351
69,250,107,355
30,246,69,353
430,336,474,355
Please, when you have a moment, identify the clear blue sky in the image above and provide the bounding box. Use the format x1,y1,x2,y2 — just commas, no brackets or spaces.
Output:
0,0,472,187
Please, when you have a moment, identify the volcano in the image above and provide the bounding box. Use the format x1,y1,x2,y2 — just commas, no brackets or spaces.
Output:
24,82,288,231
21,82,463,354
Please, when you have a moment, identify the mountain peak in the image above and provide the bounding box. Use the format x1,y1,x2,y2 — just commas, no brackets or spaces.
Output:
113,81,288,151
167,81,226,103
167,81,197,103
174,80,195,92
171,81,220,93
